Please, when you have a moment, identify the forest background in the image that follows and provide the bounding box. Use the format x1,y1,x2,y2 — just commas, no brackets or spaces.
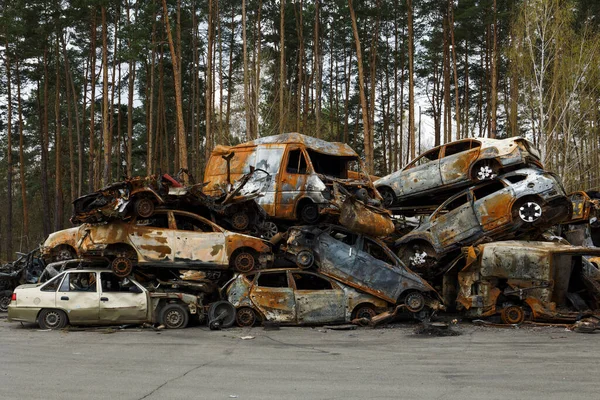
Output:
0,0,599,260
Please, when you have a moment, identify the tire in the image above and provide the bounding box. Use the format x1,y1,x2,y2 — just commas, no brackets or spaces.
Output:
111,257,134,277
231,250,256,273
398,241,438,271
379,187,395,208
351,304,377,321
160,303,190,329
261,221,279,240
235,307,258,327
0,290,12,312
208,301,236,329
134,197,155,218
298,202,319,224
513,198,543,223
231,212,251,231
38,309,68,330
472,160,499,181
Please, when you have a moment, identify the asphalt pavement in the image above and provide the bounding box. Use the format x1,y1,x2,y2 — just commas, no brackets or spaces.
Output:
1,314,599,400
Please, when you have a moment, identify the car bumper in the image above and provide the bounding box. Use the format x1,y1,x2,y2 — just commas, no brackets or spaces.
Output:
7,305,40,324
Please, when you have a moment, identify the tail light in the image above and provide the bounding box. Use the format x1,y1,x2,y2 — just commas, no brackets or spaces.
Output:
11,292,16,301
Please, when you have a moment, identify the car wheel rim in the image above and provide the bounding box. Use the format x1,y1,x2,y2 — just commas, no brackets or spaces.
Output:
234,253,255,273
409,250,429,266
502,306,525,324
0,296,10,312
382,191,394,207
262,222,279,240
296,251,314,269
112,257,133,277
405,292,425,313
55,249,73,261
231,212,250,231
236,308,256,327
165,310,184,328
518,202,542,222
45,311,62,328
477,164,497,180
301,205,318,223
356,307,376,320
135,198,154,218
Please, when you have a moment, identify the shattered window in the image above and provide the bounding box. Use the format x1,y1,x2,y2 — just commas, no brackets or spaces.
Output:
329,228,358,246
292,273,333,290
363,239,395,265
174,214,214,232
472,181,505,200
135,214,169,229
443,193,469,212
100,273,138,293
60,272,97,292
306,149,356,178
444,140,480,157
407,148,441,169
286,149,308,174
257,272,289,288
40,274,62,292
504,174,528,184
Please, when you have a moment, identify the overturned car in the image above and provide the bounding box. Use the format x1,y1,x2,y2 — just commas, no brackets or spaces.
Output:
375,137,542,212
282,224,443,314
203,133,395,237
454,241,600,324
395,168,571,274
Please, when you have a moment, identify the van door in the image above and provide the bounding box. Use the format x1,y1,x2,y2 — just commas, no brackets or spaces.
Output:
253,146,285,217
276,147,309,219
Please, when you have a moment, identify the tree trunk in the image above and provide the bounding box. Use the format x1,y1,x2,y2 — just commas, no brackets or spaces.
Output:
102,6,111,187
16,56,29,249
407,0,415,159
206,0,213,158
162,0,188,177
314,0,320,138
41,48,52,238
89,8,97,192
348,0,373,173
242,0,251,140
449,1,460,140
5,39,13,259
489,0,498,138
54,36,64,231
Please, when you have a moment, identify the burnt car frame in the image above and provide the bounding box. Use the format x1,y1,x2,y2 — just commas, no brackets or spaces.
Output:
225,268,390,326
283,224,443,314
454,241,600,324
203,132,394,237
395,168,571,272
42,209,273,277
375,137,543,211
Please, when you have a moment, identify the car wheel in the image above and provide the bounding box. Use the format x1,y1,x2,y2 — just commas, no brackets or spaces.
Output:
235,307,257,327
379,188,395,208
295,250,314,270
52,246,75,262
38,309,68,330
261,221,279,240
501,305,525,325
473,160,499,181
111,257,134,277
352,304,377,321
299,202,319,224
399,242,438,271
134,197,155,218
208,301,236,329
160,303,190,329
404,292,426,313
232,251,256,273
0,290,12,312
513,199,543,223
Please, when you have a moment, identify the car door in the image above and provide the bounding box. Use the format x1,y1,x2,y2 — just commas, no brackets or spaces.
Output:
127,212,174,262
399,147,443,197
471,180,513,232
352,238,402,303
314,227,360,281
171,212,227,268
276,147,310,218
439,140,481,185
429,191,481,248
291,272,346,324
249,271,296,323
55,272,100,323
98,272,148,323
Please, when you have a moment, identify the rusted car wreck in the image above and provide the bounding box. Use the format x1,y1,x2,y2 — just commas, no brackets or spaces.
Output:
203,133,395,237
454,241,600,324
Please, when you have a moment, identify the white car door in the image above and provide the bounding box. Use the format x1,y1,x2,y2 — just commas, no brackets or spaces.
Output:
98,272,148,323
170,212,227,268
55,272,100,323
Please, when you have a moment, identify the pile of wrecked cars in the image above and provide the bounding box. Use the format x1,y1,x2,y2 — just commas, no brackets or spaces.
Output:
4,132,600,331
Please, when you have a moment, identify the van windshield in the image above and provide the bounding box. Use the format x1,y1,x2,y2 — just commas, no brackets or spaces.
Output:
306,149,360,179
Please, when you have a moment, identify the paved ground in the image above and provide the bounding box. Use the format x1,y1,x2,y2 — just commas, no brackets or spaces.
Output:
1,314,599,400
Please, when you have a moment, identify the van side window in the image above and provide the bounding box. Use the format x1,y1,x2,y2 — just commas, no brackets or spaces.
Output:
286,149,307,174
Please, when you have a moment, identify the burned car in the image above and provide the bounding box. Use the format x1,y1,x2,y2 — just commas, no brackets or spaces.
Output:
395,168,571,273
7,269,207,329
455,241,600,324
225,268,390,326
42,209,273,277
561,191,600,247
282,224,443,314
0,249,46,312
203,133,395,237
71,170,268,236
374,137,542,211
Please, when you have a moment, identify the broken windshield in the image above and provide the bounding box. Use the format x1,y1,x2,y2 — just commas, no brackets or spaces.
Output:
306,149,361,179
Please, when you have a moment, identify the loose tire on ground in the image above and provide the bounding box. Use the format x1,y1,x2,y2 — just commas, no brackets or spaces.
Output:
208,301,236,329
